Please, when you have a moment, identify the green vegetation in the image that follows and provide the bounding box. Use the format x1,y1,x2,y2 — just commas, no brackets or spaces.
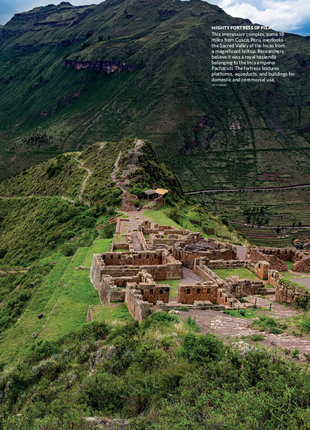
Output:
89,303,133,324
224,308,264,319
0,314,310,428
250,334,265,342
250,315,284,334
213,268,258,281
156,279,181,298
82,239,112,267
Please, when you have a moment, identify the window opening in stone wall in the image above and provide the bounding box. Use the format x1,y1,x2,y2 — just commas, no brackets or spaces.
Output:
160,290,163,295
197,289,200,294
150,289,153,294
207,288,210,293
187,289,190,294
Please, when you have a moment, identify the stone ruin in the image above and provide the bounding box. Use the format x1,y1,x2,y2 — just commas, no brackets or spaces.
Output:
247,246,310,272
89,221,310,320
172,233,237,269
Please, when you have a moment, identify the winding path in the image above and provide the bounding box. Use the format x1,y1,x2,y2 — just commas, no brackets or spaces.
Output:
75,157,92,201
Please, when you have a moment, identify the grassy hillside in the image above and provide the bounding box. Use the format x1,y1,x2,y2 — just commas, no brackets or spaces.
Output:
0,0,309,197
0,314,310,428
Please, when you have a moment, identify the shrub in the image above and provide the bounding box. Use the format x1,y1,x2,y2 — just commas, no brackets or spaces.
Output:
182,333,225,366
250,334,265,341
184,315,200,332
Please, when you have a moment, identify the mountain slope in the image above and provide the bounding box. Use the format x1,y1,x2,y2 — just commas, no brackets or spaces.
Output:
0,0,310,192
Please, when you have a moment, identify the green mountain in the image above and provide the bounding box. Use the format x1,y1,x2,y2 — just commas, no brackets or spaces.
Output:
1,0,310,192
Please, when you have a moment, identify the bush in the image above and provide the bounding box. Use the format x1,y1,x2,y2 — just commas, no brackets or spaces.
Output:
168,206,180,224
182,333,225,366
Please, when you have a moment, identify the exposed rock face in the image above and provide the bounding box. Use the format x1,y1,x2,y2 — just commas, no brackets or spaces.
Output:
84,417,130,429
89,346,117,370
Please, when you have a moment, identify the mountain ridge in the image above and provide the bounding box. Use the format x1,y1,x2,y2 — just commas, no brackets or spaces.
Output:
0,0,309,196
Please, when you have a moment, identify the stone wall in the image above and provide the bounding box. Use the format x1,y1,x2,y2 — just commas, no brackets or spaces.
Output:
92,250,182,281
140,283,170,304
125,284,150,321
87,306,93,322
224,276,266,297
178,283,217,304
90,254,103,290
275,283,303,305
268,270,279,288
216,288,240,308
292,256,310,272
247,246,310,273
254,261,270,280
173,235,237,269
149,233,184,247
136,231,148,251
194,258,224,285
110,233,134,252
247,248,288,271
207,259,254,270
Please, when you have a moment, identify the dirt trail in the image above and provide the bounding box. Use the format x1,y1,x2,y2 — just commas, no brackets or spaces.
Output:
75,158,92,201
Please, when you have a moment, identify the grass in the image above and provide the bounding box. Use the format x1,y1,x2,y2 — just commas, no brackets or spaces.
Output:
143,207,182,228
60,247,90,286
83,239,112,266
90,303,133,324
40,267,101,341
213,268,259,281
285,260,294,270
224,308,267,319
156,279,182,298
0,255,70,363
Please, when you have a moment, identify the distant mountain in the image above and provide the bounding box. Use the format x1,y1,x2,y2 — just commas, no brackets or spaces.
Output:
0,0,310,192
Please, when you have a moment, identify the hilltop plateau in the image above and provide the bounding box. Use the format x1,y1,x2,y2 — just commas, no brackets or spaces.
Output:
0,140,310,429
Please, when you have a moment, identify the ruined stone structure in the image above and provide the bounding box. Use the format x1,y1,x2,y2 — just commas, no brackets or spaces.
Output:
268,270,279,288
90,250,182,291
90,221,298,320
110,233,134,252
275,282,304,305
254,261,270,280
224,276,266,297
194,257,266,298
247,247,288,272
149,233,184,248
125,285,151,321
173,234,237,269
247,246,310,272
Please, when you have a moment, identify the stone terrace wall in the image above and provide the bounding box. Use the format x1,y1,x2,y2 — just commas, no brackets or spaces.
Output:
275,284,303,305
125,284,150,321
90,254,103,290
248,248,288,272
